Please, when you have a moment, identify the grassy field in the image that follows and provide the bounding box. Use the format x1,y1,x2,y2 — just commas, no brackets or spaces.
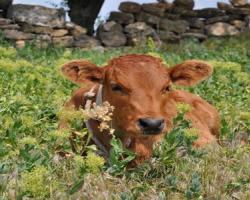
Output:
0,33,250,199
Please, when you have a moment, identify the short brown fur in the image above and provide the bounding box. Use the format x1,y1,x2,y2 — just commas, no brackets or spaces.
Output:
60,54,220,166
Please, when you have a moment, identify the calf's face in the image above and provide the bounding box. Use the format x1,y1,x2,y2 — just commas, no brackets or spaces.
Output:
61,54,212,139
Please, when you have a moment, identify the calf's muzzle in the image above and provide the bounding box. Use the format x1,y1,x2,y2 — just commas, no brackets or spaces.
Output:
138,118,165,135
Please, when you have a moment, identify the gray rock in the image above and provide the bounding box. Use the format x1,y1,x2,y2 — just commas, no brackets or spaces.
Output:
34,35,52,48
119,2,141,13
217,2,233,11
245,15,250,28
98,31,127,47
188,28,205,34
230,20,246,29
136,12,160,26
206,16,230,24
228,14,245,21
52,36,74,47
70,25,87,39
0,17,12,25
124,22,154,35
65,22,75,30
205,22,239,36
124,22,157,46
158,31,181,42
0,23,19,29
98,21,123,33
230,0,249,7
142,3,168,17
109,11,134,25
51,29,68,37
7,4,65,28
197,8,225,18
160,19,189,34
181,32,207,41
21,24,53,34
91,46,105,53
3,29,35,40
36,34,51,41
164,13,180,20
226,7,250,15
170,7,198,17
74,35,100,48
173,0,194,10
188,18,205,29
96,21,124,46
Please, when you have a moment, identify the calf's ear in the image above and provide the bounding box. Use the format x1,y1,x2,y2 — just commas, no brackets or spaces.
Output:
61,60,104,85
168,60,213,86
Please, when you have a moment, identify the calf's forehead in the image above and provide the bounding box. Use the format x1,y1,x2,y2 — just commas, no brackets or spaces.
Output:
105,55,170,88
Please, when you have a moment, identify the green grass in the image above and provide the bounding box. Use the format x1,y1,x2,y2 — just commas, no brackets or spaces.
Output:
0,33,250,199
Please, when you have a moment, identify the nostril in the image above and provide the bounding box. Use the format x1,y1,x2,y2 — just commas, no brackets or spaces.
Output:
138,118,165,130
138,118,149,128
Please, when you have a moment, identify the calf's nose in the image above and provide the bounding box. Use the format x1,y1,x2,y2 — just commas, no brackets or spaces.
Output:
138,118,165,135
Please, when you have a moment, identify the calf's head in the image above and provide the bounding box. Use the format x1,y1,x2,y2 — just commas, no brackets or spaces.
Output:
61,54,212,139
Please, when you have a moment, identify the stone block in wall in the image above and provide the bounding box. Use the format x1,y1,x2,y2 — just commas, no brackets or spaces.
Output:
21,24,53,34
0,17,11,25
3,29,35,40
206,16,230,24
52,36,74,47
230,19,246,29
197,8,225,18
228,14,246,20
136,12,160,27
217,2,233,11
109,12,134,25
173,0,194,10
119,2,141,14
98,31,127,47
65,22,75,30
245,15,250,28
97,20,126,47
51,29,68,37
187,18,205,29
181,32,207,41
97,21,123,33
170,8,198,17
226,7,250,15
70,25,87,39
164,13,180,20
0,23,19,29
205,22,239,36
124,22,157,46
160,19,189,34
36,34,51,42
73,35,100,48
230,0,249,7
189,28,205,34
158,31,180,42
35,35,52,48
124,22,154,35
7,4,65,28
142,3,171,17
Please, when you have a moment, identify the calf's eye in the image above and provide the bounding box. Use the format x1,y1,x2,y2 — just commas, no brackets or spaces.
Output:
111,84,123,93
162,86,171,94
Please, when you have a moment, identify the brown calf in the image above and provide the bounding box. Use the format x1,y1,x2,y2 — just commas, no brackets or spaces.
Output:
60,54,220,166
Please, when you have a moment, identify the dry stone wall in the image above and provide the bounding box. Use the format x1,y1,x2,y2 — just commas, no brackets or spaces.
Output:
0,0,250,49
0,4,100,48
97,0,250,47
